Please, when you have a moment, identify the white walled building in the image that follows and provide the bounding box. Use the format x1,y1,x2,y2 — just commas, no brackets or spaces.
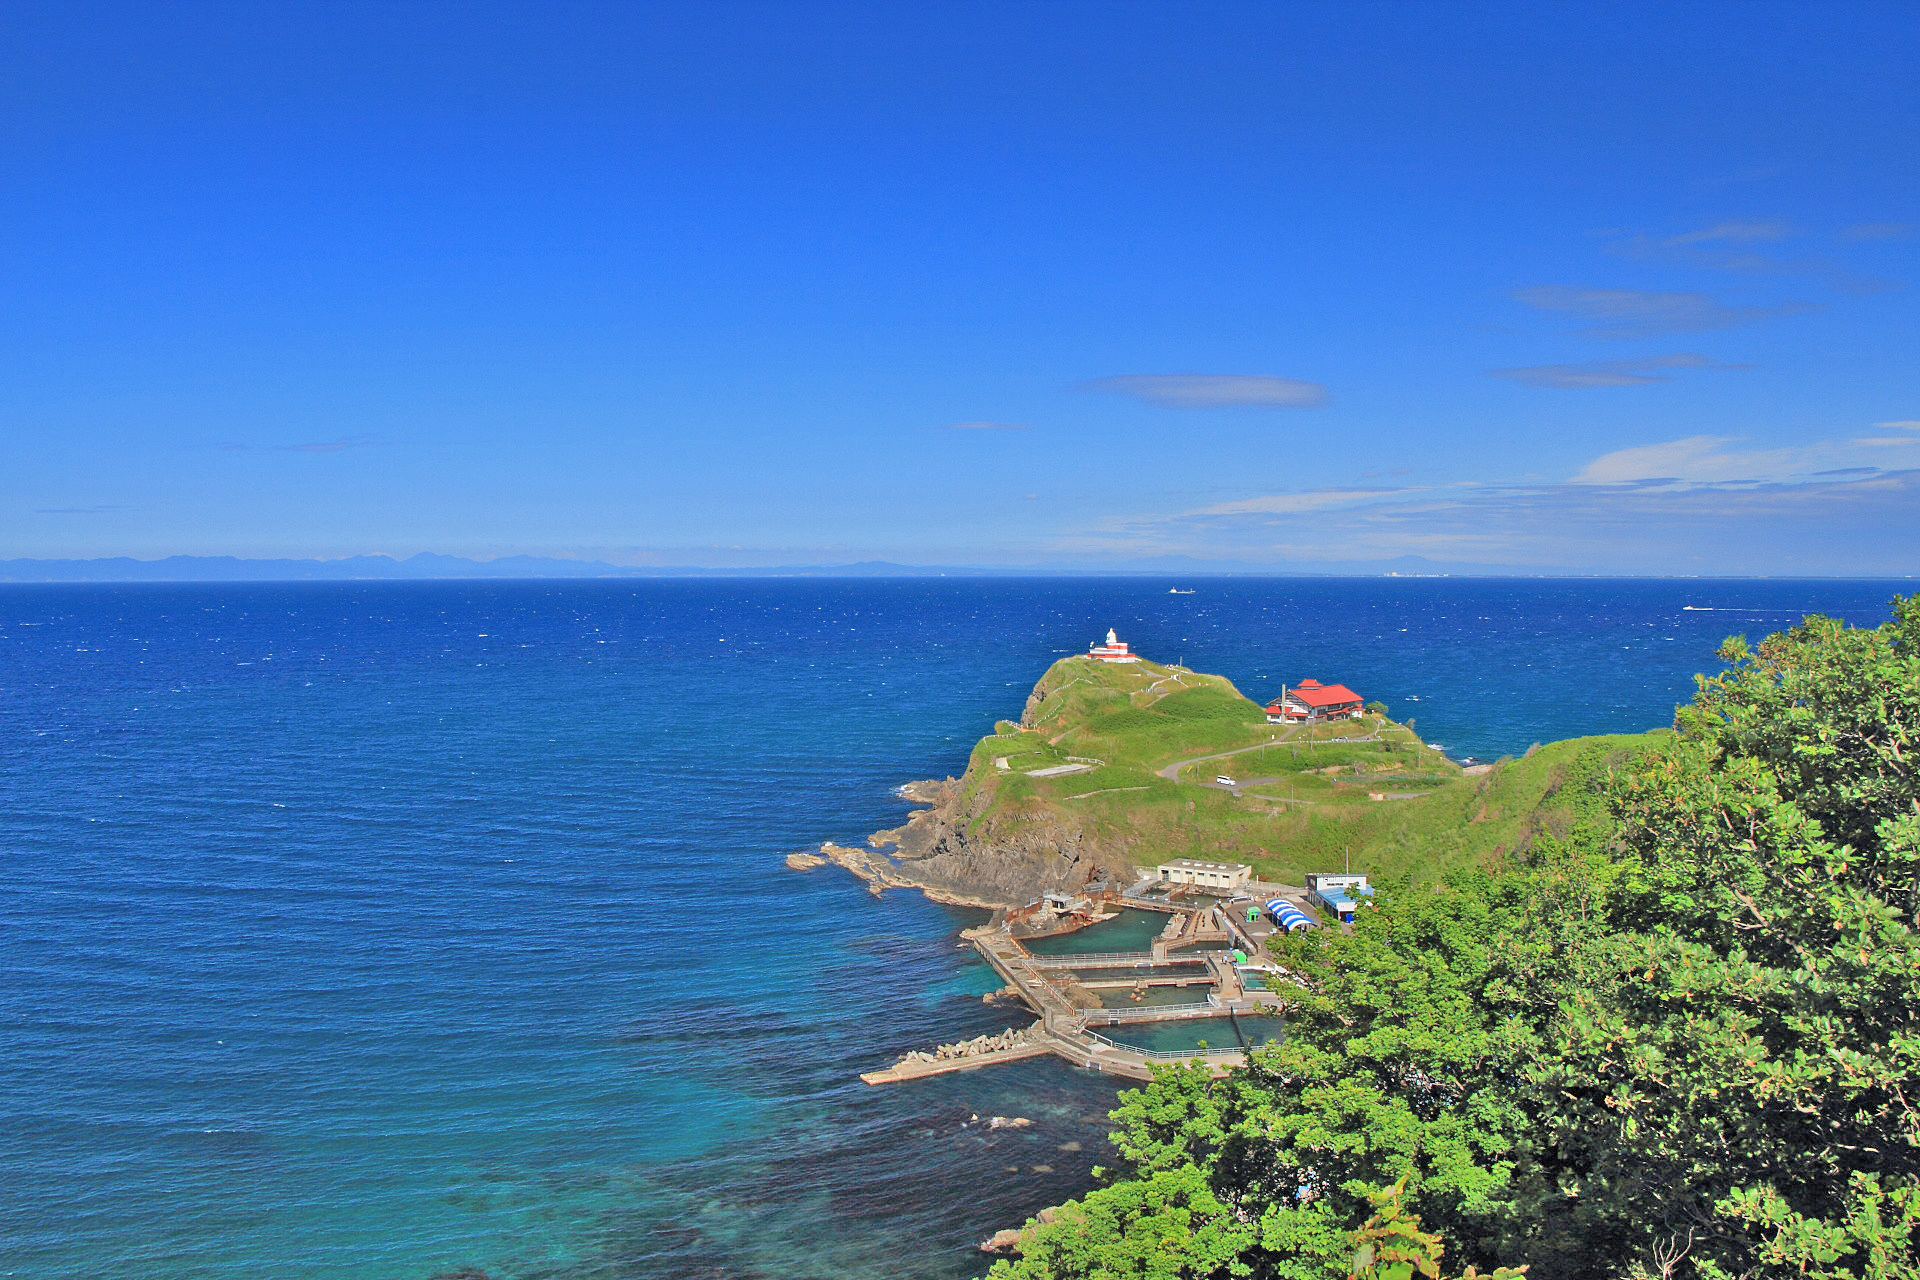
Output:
1155,858,1252,891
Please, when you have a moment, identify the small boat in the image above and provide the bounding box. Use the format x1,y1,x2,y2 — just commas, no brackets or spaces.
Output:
1168,588,1195,594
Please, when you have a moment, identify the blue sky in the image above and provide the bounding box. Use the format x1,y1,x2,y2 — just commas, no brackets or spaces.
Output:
2,1,1916,574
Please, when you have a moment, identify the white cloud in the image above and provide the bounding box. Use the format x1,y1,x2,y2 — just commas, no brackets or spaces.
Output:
942,421,1030,430
1059,461,1920,575
1488,352,1748,389
1512,286,1819,338
1194,488,1401,515
1875,420,1920,430
1078,373,1330,409
1572,436,1757,484
1605,223,1896,292
1573,432,1920,485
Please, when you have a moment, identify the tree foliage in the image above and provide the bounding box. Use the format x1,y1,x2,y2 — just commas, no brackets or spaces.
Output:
1347,1180,1526,1280
988,599,1920,1280
986,1166,1255,1280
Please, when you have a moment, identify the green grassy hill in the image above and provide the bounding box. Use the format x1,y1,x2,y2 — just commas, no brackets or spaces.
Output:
930,653,1663,888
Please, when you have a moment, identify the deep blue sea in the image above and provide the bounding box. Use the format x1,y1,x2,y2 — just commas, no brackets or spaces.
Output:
2,577,1909,1280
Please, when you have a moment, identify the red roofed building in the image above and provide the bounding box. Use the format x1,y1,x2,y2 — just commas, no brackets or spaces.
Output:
1266,678,1364,724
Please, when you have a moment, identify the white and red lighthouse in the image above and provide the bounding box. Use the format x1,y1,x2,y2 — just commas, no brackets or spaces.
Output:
1088,628,1139,663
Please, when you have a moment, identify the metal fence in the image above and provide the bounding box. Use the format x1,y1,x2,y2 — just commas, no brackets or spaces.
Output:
1084,1001,1218,1024
1026,951,1203,968
1082,1030,1246,1061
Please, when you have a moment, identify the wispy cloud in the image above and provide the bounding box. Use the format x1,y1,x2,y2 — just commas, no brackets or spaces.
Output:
1194,488,1401,515
1663,220,1795,246
1607,222,1798,272
942,421,1030,430
1488,352,1749,388
1572,436,1758,484
281,438,377,453
34,504,132,514
1078,374,1330,409
1062,429,1920,574
1605,222,1896,292
1511,286,1819,338
1846,420,1920,447
1573,432,1920,486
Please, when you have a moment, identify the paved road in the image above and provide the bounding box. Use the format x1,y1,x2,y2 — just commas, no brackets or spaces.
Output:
1156,731,1337,804
1155,735,1294,783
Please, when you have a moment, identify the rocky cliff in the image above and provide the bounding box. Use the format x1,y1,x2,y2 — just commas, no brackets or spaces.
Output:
836,775,1138,909
811,651,1254,907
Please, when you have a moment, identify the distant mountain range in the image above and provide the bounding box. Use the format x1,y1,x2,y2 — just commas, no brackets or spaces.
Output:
0,551,1751,582
0,553,978,582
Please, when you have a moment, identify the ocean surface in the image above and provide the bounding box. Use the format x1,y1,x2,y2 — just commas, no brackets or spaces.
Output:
2,577,1908,1280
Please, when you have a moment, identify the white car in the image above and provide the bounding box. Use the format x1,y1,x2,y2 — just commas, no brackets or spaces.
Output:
1215,775,1236,786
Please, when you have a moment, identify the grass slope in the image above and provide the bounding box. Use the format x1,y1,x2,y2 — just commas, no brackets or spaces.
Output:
958,655,1664,886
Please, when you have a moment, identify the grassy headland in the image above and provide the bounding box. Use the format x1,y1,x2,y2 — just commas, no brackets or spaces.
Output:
914,652,1663,890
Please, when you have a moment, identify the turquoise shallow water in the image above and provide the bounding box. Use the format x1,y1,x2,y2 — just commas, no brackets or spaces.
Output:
1020,909,1171,956
1101,1016,1288,1054
1,577,1907,1279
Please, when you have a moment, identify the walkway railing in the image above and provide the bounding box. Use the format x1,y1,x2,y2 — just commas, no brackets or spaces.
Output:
1027,951,1205,968
1083,1001,1218,1024
1083,1030,1247,1061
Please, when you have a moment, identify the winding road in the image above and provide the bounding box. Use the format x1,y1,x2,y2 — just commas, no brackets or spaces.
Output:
1155,736,1293,783
1154,723,1387,798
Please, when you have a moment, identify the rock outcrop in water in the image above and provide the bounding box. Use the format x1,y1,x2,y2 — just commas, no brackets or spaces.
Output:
885,1024,1044,1069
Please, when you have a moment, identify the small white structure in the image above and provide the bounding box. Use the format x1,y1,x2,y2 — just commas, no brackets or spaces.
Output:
1304,873,1374,923
1088,628,1140,663
1156,858,1252,892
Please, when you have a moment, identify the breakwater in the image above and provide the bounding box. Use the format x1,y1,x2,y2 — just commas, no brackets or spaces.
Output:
863,887,1291,1084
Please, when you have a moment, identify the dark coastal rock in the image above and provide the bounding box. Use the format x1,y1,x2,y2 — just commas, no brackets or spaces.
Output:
858,775,1137,909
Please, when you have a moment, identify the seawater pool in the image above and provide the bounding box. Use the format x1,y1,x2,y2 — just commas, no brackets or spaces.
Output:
1092,984,1212,1009
1021,908,1172,955
1069,965,1209,983
1101,1015,1287,1054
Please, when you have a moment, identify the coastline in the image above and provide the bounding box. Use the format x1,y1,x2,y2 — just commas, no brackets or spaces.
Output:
815,839,1018,911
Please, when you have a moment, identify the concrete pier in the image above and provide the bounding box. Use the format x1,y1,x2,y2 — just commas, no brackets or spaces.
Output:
859,1039,1054,1084
862,909,1276,1085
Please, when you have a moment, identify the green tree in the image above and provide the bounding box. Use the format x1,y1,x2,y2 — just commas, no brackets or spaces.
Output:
986,1165,1255,1280
991,600,1920,1280
1530,602,1920,1276
1347,1180,1526,1280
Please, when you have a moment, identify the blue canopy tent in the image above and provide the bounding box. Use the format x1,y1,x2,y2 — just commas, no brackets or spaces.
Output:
1266,899,1315,931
